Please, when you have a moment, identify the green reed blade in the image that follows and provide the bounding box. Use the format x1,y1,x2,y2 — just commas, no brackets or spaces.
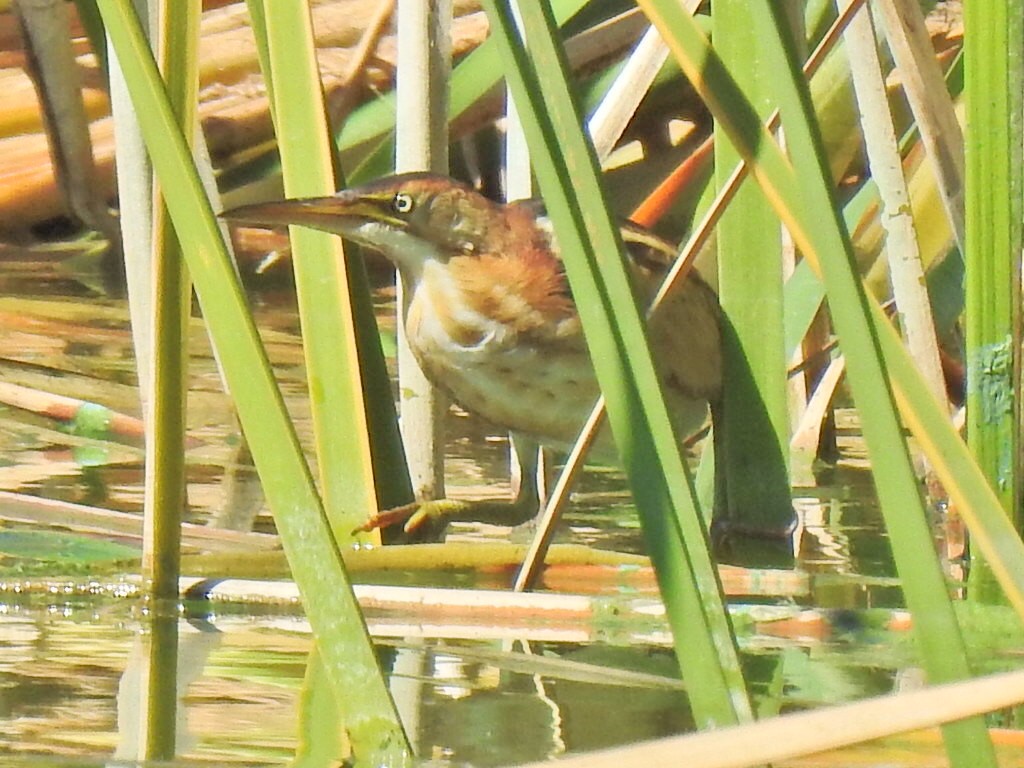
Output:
637,1,996,763
872,299,1024,612
96,2,410,761
482,0,752,728
753,6,994,765
251,0,409,541
655,0,1024,629
712,0,793,536
963,0,1023,600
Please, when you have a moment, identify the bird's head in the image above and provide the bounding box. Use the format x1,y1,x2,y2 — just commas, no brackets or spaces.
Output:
224,173,515,279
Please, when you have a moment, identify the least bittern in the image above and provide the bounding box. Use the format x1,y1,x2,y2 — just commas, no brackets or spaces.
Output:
226,173,723,532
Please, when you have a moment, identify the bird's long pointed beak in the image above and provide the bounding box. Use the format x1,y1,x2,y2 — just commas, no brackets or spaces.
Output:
222,195,374,236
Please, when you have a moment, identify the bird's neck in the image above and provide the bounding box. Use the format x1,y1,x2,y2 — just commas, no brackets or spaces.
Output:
398,202,576,347
358,221,446,283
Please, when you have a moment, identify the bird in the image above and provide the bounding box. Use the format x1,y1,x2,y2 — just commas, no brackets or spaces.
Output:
225,172,724,533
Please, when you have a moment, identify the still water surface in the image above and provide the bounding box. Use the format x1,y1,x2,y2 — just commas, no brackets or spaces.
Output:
0,243,996,766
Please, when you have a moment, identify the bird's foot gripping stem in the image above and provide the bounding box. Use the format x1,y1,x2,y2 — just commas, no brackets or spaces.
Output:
354,496,541,540
355,499,470,537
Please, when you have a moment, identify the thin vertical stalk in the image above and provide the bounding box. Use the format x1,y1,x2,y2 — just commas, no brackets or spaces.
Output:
504,3,551,528
143,0,197,601
842,0,946,410
505,11,551,573
138,614,179,760
119,7,195,738
117,616,180,761
110,0,155,403
483,0,752,728
964,0,1023,599
874,0,965,250
127,0,211,685
395,0,450,172
713,0,792,537
395,0,450,502
779,1,808,446
504,0,531,193
14,0,119,244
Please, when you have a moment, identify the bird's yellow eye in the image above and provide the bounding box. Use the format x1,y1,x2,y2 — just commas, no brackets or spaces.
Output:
392,192,415,214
